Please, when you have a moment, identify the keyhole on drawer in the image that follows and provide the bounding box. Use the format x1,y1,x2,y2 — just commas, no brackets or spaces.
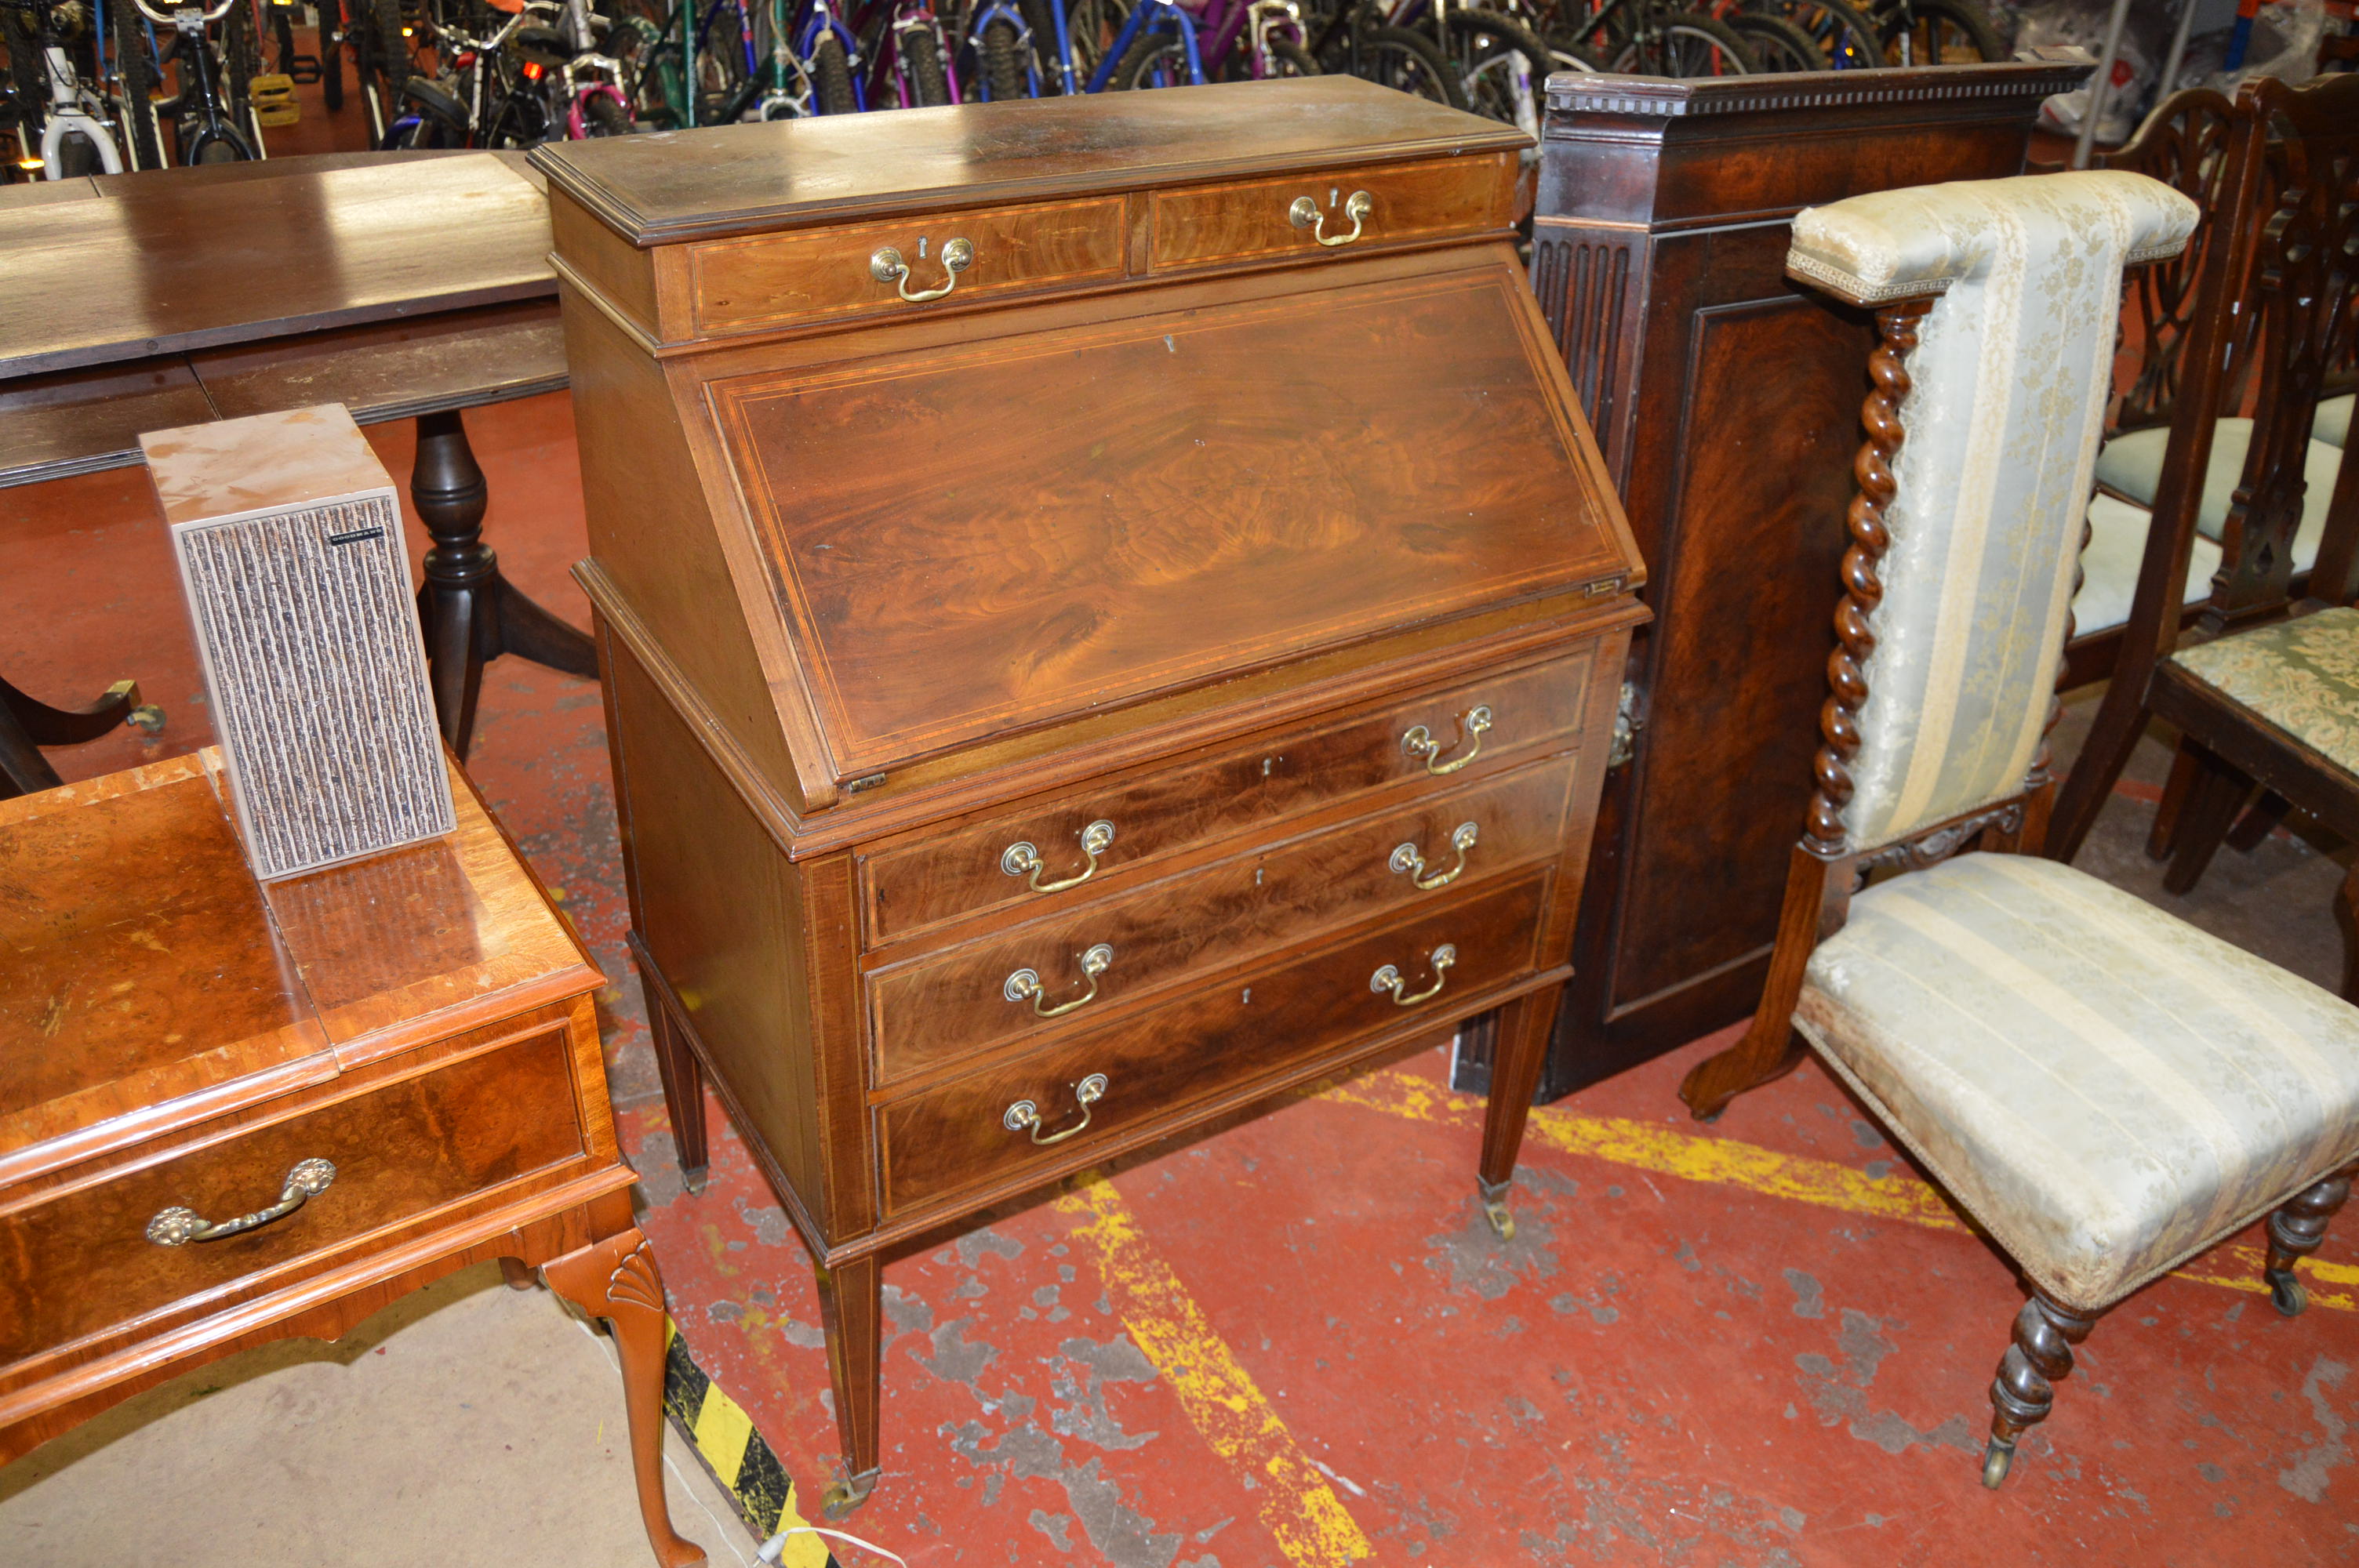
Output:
1261,757,1274,777
918,235,929,259
1241,988,1252,1005
1329,186,1339,208
1255,867,1264,887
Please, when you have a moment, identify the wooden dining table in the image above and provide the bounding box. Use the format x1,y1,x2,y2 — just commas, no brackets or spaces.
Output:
0,151,588,791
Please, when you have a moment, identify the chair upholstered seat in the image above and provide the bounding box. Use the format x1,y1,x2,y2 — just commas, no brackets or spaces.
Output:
1794,853,2359,1313
2166,606,2359,773
2092,419,2343,576
2317,393,2352,449
2070,492,2222,638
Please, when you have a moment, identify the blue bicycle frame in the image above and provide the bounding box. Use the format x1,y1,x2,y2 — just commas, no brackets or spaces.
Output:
966,0,1040,97
1082,0,1204,91
797,3,869,109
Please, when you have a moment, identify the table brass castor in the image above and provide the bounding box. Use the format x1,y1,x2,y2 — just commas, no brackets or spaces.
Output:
2267,1269,2308,1318
1477,1177,1515,1241
820,1468,879,1520
1981,1436,2014,1490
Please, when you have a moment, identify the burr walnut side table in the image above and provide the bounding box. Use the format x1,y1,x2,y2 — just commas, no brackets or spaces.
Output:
0,749,703,1568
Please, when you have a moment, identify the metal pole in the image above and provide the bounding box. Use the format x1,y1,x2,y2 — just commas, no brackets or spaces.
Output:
2073,0,2137,169
2157,0,2201,111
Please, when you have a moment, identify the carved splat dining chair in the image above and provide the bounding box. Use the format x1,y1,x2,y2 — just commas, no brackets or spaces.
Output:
1675,169,2359,1491
2052,71,2359,869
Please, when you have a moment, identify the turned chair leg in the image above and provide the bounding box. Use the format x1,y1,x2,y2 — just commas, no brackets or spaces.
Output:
543,1230,707,1568
2263,1163,2357,1318
1984,1291,2100,1490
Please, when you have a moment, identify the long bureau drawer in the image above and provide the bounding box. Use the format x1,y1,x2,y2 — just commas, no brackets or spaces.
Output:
0,1027,583,1363
866,754,1576,1086
861,648,1593,943
877,870,1547,1216
1147,154,1518,274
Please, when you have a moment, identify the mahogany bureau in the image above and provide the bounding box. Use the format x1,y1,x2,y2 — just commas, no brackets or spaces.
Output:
0,751,703,1567
535,77,1645,1515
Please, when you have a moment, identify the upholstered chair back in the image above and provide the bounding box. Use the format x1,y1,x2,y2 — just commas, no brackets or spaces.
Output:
1784,173,2200,852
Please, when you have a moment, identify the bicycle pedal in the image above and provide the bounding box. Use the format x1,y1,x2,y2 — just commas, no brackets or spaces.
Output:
250,74,301,125
285,53,322,83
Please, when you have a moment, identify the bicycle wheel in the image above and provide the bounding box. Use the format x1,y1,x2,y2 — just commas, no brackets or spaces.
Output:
811,29,857,111
112,0,165,169
980,16,1028,97
903,25,951,103
1881,0,2002,63
1061,0,1131,86
1267,35,1318,74
1745,0,1878,66
1446,9,1550,129
225,0,262,130
364,0,405,99
1112,30,1190,87
1610,11,1757,74
3,7,45,151
1724,9,1820,69
585,90,634,132
318,0,343,108
1329,25,1467,109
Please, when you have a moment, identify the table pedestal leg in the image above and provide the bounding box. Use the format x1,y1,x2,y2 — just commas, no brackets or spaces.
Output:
1,675,164,800
413,408,598,759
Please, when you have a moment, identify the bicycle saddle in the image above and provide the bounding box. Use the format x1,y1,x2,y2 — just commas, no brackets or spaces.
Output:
511,24,572,67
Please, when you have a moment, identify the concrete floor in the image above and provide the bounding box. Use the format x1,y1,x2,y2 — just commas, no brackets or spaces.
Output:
5,67,2357,1568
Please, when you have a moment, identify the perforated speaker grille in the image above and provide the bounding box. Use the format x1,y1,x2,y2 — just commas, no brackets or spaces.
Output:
175,491,455,880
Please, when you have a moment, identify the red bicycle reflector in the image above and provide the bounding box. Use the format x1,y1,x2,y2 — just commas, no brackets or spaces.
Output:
522,60,543,78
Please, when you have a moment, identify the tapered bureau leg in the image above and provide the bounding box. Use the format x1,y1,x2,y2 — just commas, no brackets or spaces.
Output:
814,1253,883,1519
1474,987,1562,1241
648,994,709,1196
543,1229,707,1568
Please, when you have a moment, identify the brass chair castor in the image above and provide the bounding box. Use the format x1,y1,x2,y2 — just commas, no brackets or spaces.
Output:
680,1165,709,1198
127,702,165,735
1981,1436,2014,1490
820,1469,878,1520
2267,1269,2307,1318
1476,1178,1514,1240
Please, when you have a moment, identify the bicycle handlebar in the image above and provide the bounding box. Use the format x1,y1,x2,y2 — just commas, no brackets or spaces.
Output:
128,0,239,27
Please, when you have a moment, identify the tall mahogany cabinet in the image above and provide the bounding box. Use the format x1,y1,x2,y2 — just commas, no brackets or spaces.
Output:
1489,56,2097,1099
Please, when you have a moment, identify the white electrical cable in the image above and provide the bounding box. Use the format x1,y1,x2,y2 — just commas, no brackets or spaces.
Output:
757,1525,909,1566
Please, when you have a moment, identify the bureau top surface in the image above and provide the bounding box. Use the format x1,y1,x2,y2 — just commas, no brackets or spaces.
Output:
0,750,595,1171
531,77,1528,246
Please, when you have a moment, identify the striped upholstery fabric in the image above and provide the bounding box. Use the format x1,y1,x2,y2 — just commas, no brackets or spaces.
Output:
1795,854,2359,1312
1786,174,2199,851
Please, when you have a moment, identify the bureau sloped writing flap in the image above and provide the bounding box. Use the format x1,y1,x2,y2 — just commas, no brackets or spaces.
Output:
709,265,1630,781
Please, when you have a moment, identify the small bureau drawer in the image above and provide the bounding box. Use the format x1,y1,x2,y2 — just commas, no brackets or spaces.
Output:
1147,154,1515,274
0,1027,583,1364
687,196,1128,337
867,755,1574,1086
863,647,1594,944
878,870,1546,1215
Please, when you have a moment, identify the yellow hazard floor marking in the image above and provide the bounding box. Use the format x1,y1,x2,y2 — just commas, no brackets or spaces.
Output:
1318,1066,2357,1312
1057,1177,1375,1568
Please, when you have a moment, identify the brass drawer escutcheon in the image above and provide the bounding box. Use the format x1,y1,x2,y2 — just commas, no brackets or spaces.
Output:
146,1158,337,1246
871,236,974,303
1003,1072,1109,1145
1370,943,1456,1006
1001,818,1117,893
1390,821,1479,890
1402,703,1492,775
1289,190,1372,248
1004,943,1115,1018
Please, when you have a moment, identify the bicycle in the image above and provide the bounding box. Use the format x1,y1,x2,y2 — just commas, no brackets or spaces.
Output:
133,0,260,160
871,0,954,106
315,0,406,137
4,0,158,174
1873,0,2002,64
1544,0,1758,75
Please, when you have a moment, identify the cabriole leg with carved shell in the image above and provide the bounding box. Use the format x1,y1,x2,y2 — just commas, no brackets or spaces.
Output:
541,1230,707,1568
1983,1291,2099,1489
2263,1163,2357,1318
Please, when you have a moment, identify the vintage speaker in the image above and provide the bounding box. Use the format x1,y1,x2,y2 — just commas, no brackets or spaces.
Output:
142,405,454,880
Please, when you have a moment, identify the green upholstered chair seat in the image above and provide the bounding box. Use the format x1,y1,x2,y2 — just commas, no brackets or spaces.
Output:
2070,492,2222,638
1796,853,2359,1313
2092,421,2343,577
2167,605,2359,774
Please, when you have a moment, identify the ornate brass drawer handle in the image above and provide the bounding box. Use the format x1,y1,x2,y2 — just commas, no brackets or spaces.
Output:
1390,822,1479,891
1401,704,1492,775
870,237,974,303
1371,943,1456,1007
1001,818,1116,893
1005,942,1115,1018
146,1158,337,1246
1289,190,1372,248
1004,1073,1109,1145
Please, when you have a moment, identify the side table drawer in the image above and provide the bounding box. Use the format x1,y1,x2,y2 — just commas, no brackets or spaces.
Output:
687,196,1128,338
0,1027,583,1363
867,754,1576,1085
863,645,1594,943
1147,154,1516,274
878,870,1547,1217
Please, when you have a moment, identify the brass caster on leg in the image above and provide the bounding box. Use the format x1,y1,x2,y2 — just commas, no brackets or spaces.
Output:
1981,1436,2015,1490
126,703,165,735
2267,1268,2307,1318
820,1467,879,1520
681,1165,709,1198
1477,1177,1514,1242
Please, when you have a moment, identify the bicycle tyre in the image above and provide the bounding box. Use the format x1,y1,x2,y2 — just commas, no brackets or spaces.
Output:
1725,9,1822,69
901,26,951,103
1113,31,1192,87
112,0,165,169
586,91,633,133
4,7,45,149
1267,36,1318,75
1610,12,1759,74
1445,9,1552,98
1331,25,1467,110
225,0,262,132
1105,16,1169,92
1743,0,1879,67
365,0,405,99
980,16,1028,98
812,30,857,113
1879,0,2004,64
318,0,343,108
1062,0,1131,85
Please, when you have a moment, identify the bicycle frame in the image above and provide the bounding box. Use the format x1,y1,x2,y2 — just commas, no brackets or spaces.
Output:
1083,0,1205,91
965,0,1038,98
796,0,866,110
34,40,126,173
130,0,254,161
882,0,958,105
